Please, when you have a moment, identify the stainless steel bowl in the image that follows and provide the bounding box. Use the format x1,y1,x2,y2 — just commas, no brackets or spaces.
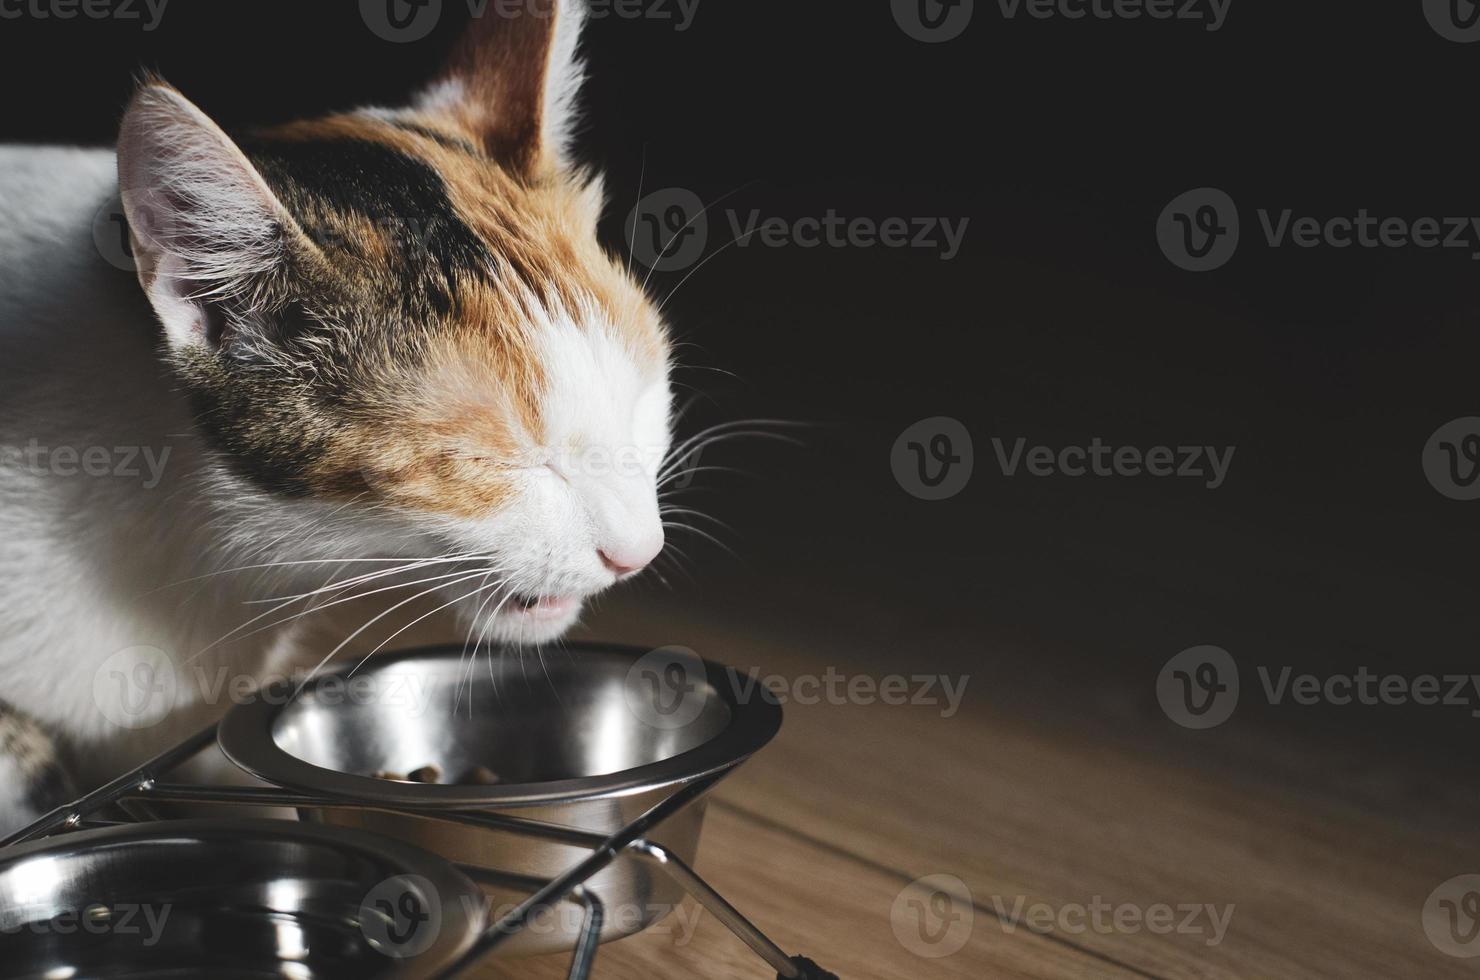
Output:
218,642,782,956
0,819,486,979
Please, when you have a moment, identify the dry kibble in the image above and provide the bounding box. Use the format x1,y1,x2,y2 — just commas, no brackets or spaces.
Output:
406,764,443,784
369,762,500,785
458,765,501,786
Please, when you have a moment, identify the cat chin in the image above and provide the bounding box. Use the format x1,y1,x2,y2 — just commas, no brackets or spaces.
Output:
467,600,584,648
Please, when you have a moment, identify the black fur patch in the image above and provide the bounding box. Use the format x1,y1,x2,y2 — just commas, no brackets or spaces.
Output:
238,135,497,317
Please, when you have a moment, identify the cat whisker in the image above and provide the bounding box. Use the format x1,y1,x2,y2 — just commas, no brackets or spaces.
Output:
156,553,491,593
654,227,763,318
186,565,498,665
661,417,810,463
659,505,736,534
625,143,647,279
343,576,507,684
656,465,749,492
662,520,739,559
293,567,499,698
639,179,758,296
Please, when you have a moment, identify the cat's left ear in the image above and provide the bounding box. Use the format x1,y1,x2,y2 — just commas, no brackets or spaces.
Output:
116,82,314,355
418,0,588,178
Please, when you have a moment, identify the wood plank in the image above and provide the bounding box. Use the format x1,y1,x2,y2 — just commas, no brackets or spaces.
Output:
579,599,1480,980
467,806,1134,979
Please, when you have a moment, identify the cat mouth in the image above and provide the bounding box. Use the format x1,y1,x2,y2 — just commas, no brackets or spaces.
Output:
508,594,579,620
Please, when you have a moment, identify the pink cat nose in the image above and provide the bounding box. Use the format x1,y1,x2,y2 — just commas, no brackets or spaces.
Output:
599,538,662,577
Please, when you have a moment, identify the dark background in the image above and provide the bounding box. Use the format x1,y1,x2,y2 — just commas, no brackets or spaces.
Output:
2,2,1477,807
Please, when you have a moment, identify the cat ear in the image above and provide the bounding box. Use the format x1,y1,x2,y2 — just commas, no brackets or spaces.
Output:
116,82,304,354
419,0,588,177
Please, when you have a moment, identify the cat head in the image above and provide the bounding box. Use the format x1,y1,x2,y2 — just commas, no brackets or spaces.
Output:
116,0,670,644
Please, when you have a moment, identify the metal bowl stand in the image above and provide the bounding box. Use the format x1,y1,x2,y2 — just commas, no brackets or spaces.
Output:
0,724,838,980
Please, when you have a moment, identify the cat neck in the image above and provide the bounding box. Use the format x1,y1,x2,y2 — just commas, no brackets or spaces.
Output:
0,148,313,737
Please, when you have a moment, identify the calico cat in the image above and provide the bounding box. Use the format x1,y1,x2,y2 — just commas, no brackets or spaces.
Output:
0,0,672,832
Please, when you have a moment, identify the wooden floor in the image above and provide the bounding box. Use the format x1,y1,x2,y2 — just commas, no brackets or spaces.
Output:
345,589,1477,980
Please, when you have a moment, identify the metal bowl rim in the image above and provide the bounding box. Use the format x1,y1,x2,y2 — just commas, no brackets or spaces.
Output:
217,641,783,808
0,817,486,972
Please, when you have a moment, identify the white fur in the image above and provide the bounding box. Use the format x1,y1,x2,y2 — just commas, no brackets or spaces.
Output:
542,0,590,169
424,303,670,643
0,143,667,832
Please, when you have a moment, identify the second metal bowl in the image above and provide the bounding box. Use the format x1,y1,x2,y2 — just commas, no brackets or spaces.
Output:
0,818,485,978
